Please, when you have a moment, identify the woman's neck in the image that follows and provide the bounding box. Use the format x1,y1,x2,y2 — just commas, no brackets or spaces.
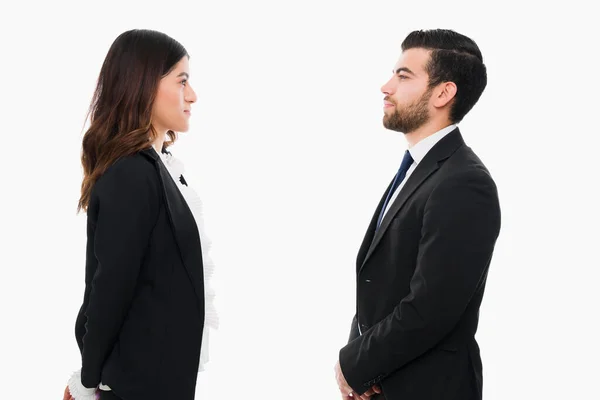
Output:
151,132,167,153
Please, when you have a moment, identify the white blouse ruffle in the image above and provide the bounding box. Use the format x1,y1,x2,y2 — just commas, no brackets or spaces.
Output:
159,150,219,371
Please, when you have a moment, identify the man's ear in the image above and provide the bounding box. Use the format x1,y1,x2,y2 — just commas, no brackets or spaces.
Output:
432,81,457,108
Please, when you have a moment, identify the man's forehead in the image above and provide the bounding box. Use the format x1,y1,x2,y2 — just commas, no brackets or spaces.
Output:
393,48,430,73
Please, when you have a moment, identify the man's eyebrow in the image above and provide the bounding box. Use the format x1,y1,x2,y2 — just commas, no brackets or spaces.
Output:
393,67,415,75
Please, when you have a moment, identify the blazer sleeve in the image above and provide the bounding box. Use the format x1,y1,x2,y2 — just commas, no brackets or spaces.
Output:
339,169,501,394
79,157,161,389
348,315,360,343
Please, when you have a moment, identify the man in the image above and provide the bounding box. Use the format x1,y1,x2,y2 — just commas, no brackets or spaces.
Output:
335,29,501,400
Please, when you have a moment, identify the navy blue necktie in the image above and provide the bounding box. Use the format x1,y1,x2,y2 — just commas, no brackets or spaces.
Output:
376,150,414,229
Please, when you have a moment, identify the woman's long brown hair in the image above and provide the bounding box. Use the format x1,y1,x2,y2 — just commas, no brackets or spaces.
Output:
77,29,188,213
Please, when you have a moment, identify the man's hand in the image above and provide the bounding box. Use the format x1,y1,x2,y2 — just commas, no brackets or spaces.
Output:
335,360,356,399
335,361,383,399
359,385,382,399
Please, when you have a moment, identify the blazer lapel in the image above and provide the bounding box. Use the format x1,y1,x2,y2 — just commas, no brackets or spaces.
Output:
356,179,394,271
141,148,205,312
359,128,465,273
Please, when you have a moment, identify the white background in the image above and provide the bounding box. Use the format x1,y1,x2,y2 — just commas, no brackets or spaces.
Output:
0,0,598,399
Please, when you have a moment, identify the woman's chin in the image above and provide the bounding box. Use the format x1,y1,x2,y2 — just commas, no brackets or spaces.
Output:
173,125,189,133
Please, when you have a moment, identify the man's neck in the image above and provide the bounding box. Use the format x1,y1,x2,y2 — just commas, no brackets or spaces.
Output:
404,118,453,148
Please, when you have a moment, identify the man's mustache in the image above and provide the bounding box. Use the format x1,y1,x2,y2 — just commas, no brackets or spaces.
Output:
384,96,396,105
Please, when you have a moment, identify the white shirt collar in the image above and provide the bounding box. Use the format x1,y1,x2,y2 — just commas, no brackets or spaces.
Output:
408,124,457,165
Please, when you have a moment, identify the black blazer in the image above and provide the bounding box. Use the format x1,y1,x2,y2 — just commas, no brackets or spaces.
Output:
339,129,501,400
74,148,205,400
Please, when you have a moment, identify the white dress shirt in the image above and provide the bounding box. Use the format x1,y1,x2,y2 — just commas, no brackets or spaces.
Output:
380,124,457,220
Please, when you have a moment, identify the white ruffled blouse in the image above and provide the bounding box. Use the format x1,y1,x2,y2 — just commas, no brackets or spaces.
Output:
69,150,218,399
159,150,219,371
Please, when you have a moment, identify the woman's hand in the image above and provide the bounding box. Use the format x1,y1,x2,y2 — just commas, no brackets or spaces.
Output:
63,385,74,400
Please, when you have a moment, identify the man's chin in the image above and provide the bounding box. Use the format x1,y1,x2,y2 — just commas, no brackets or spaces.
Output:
385,126,409,135
383,118,402,133
383,115,392,128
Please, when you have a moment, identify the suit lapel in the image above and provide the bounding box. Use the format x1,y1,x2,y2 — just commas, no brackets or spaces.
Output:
358,128,465,273
359,162,439,273
141,148,205,312
356,179,394,271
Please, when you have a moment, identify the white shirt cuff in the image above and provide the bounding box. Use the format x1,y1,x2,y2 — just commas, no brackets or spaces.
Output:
67,369,97,400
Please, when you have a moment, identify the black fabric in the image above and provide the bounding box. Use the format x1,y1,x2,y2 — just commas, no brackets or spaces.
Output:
99,390,124,400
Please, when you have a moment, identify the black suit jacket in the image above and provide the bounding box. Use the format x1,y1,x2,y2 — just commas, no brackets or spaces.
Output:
75,148,205,400
339,129,501,400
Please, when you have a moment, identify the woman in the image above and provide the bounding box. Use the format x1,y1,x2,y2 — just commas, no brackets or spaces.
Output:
64,29,218,400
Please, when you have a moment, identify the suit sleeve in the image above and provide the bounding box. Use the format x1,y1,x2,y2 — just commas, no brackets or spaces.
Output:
339,170,501,394
348,315,360,343
80,158,161,388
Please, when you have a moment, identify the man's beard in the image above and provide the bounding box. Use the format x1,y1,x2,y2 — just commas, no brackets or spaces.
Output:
383,88,432,134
